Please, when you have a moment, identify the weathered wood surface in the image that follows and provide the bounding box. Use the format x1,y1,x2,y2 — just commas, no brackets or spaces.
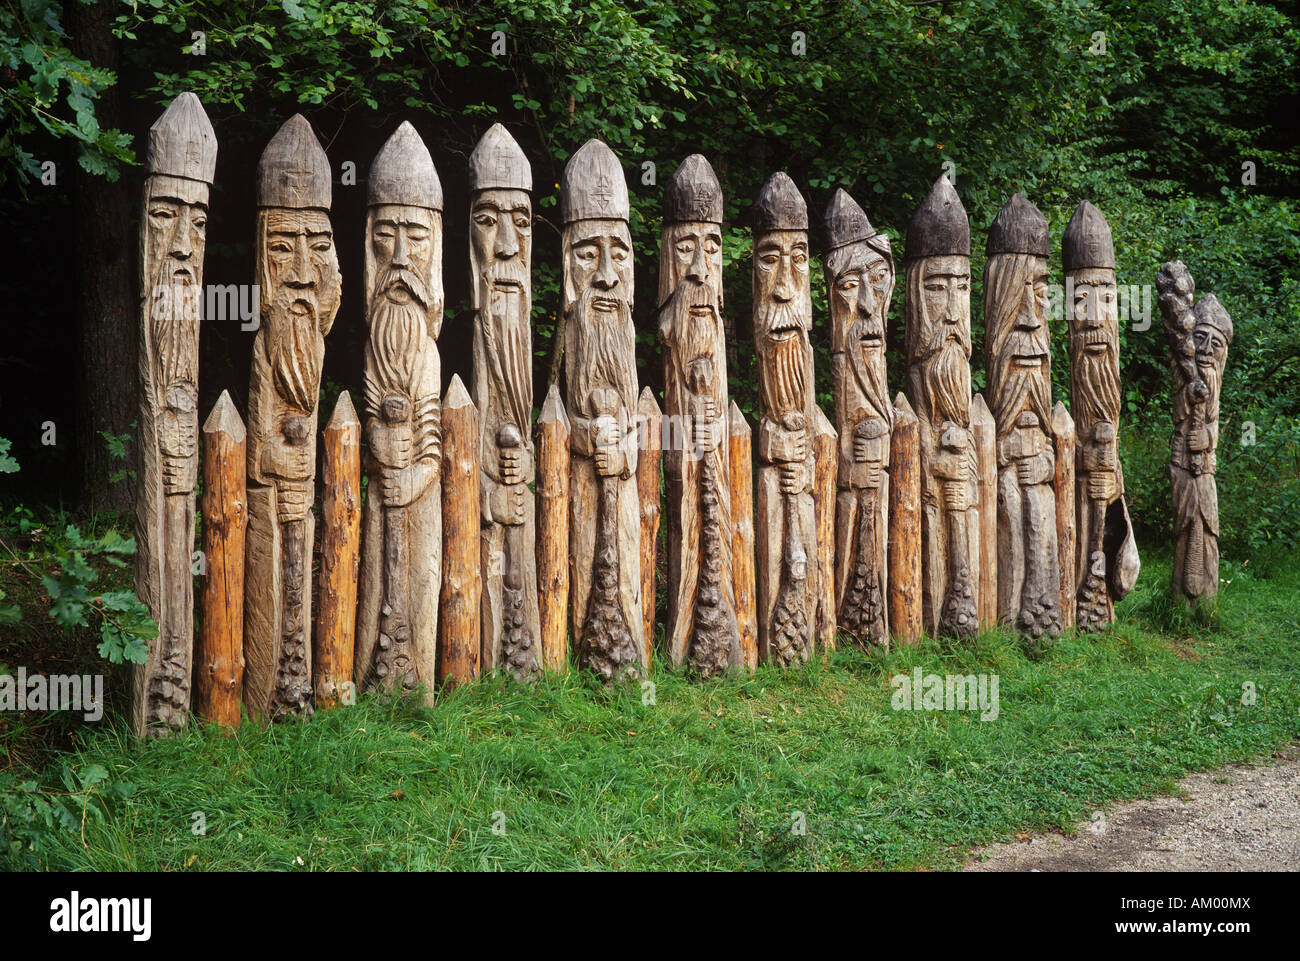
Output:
636,387,662,669
562,140,645,682
728,402,758,671
752,173,817,668
438,375,480,689
812,405,837,652
1065,201,1139,631
536,385,571,672
133,92,216,736
1051,401,1076,631
196,390,245,728
970,392,997,631
244,114,339,722
903,176,979,641
470,123,540,681
355,122,443,701
887,393,921,646
314,392,360,709
1156,260,1232,606
658,154,740,677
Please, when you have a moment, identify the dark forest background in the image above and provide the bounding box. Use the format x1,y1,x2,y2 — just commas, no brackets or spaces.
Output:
2,0,1298,561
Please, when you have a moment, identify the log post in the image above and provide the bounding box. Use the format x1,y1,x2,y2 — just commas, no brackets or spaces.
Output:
728,402,758,671
536,385,571,672
971,392,997,630
1052,401,1077,631
314,391,360,708
636,387,662,668
196,390,245,727
887,393,922,645
812,405,838,652
438,375,480,689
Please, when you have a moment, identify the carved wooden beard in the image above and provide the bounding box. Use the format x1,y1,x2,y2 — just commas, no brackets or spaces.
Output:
1195,349,1223,421
906,264,971,427
266,291,323,414
473,249,532,433
567,285,637,418
1071,329,1120,429
664,280,721,398
367,265,431,399
985,255,1051,434
756,299,811,419
143,185,205,396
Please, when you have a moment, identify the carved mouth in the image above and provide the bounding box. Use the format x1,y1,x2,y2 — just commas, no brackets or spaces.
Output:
289,299,314,317
1014,353,1047,368
493,279,522,290
689,305,714,317
172,267,192,282
859,332,883,346
592,296,620,312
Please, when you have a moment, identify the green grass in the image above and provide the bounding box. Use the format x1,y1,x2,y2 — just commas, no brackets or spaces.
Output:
4,553,1299,871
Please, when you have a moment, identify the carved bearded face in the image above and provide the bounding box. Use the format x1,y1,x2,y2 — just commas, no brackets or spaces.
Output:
660,221,723,385
754,231,812,419
1069,267,1121,428
565,219,636,415
471,189,531,307
1194,321,1228,411
827,241,892,421
907,255,971,426
366,204,438,399
259,207,341,413
985,253,1051,433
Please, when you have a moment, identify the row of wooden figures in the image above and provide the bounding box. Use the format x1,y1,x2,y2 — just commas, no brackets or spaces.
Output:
132,94,1232,735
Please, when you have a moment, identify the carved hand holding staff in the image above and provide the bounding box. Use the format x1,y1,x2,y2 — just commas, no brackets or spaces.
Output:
562,140,645,682
244,115,340,720
1065,201,1140,631
904,177,980,640
824,189,894,648
658,155,741,677
132,93,216,735
1156,261,1232,604
752,173,818,667
355,122,444,699
984,194,1062,645
469,123,540,681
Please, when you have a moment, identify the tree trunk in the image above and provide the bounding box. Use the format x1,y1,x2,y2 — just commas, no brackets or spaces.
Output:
70,0,136,515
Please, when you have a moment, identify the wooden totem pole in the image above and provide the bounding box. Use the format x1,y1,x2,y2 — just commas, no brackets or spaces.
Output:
752,172,818,667
1064,201,1140,631
824,188,894,648
244,115,341,720
469,123,541,681
1156,261,1232,605
659,154,742,676
132,92,216,736
983,194,1062,646
354,122,444,701
904,177,980,640
561,139,646,682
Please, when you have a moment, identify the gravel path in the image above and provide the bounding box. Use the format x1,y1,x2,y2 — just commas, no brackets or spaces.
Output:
963,745,1300,871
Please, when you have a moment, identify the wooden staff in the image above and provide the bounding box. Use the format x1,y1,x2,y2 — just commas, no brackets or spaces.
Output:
196,391,246,727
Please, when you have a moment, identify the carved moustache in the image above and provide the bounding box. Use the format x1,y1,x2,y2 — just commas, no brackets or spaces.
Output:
921,313,971,360
267,289,322,414
765,326,809,419
569,285,637,415
668,280,719,371
376,264,430,310
150,282,201,389
481,255,529,296
920,337,971,426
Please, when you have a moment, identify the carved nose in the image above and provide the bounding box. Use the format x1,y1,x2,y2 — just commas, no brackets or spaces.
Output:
856,280,876,316
285,236,313,288
593,248,618,290
170,218,193,260
686,243,707,283
495,225,519,260
390,229,410,270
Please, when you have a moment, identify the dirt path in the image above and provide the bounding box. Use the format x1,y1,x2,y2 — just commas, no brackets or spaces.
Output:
963,745,1300,871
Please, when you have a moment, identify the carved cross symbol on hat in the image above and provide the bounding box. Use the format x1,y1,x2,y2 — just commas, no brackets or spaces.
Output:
493,146,510,182
781,197,796,223
283,169,314,199
592,174,613,211
184,137,202,175
691,185,712,221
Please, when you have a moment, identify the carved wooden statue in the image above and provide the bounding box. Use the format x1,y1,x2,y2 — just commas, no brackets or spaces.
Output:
983,194,1062,645
903,176,980,640
824,188,894,648
1156,261,1232,605
244,115,340,720
1065,201,1140,631
561,139,645,682
659,154,741,677
752,172,818,667
468,123,540,681
132,92,216,735
355,122,444,700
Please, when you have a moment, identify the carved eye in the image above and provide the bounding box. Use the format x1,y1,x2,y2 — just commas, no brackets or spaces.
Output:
150,207,174,220
957,280,969,291
611,247,628,262
759,253,779,267
514,215,531,229
270,242,292,254
474,213,497,228
374,227,395,240
924,282,945,292
312,239,332,252
704,237,720,254
676,240,696,255
407,229,430,244
192,216,207,233
576,246,596,262
837,277,859,291
793,251,808,266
